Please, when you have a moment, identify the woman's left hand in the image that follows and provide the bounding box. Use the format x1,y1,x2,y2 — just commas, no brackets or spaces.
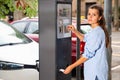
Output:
63,65,74,74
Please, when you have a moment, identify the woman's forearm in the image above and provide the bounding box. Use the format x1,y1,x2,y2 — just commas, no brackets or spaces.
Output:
73,30,84,41
70,56,87,68
63,56,87,74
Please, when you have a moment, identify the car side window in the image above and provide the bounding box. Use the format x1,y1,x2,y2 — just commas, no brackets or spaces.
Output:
27,21,38,34
12,22,28,33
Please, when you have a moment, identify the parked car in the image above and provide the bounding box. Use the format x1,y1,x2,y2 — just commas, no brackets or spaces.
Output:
0,20,39,80
10,17,39,42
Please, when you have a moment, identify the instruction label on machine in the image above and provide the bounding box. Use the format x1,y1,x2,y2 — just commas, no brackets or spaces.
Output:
57,4,72,39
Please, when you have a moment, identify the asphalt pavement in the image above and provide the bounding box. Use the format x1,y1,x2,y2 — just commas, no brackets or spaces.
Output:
111,30,120,80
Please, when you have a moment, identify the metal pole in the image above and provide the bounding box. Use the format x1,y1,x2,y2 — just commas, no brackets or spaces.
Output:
39,0,56,80
76,0,82,80
104,0,112,80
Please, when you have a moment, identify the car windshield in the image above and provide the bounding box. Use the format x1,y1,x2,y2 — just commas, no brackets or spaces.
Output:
0,21,32,46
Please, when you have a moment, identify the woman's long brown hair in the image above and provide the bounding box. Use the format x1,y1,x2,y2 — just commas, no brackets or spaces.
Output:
89,4,109,48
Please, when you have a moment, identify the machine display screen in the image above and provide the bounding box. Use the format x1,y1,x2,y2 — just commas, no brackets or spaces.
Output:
57,3,72,39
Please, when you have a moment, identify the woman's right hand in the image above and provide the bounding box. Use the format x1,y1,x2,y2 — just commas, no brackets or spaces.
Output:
67,25,76,32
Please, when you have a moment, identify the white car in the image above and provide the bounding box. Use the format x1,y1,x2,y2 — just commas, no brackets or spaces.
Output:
0,21,39,80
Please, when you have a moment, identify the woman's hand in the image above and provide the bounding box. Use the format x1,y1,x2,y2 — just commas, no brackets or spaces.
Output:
67,25,76,32
67,25,84,41
63,65,74,74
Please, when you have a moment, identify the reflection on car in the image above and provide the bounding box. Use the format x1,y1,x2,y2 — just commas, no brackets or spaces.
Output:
0,20,39,80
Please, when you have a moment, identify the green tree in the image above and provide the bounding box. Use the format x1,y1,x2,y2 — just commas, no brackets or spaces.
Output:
0,0,38,19
0,0,15,18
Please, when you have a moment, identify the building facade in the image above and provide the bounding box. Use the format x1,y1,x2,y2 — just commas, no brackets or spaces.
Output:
72,0,104,18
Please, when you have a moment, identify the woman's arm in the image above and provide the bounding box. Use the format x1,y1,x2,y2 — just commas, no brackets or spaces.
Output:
67,25,84,41
63,56,87,74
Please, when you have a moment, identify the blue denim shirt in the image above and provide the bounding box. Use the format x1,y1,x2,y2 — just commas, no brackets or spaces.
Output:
82,26,108,80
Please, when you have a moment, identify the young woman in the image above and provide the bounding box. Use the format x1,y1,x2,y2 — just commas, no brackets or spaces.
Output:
63,4,109,80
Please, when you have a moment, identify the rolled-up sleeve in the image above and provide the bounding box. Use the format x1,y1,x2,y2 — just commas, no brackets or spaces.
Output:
82,31,101,59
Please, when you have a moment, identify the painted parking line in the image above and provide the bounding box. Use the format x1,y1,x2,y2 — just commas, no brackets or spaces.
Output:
111,65,120,71
112,41,120,44
112,53,120,57
112,45,120,48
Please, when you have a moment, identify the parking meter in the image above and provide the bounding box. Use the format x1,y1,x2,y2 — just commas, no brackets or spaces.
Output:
56,1,72,80
40,0,72,80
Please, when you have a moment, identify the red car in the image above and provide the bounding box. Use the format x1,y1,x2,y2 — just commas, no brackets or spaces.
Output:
25,33,39,42
11,17,39,43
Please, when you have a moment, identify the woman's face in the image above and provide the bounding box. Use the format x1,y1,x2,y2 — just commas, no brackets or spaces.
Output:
87,8,101,27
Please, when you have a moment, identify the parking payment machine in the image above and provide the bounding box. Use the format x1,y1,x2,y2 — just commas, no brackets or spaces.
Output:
56,1,72,80
40,0,72,80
